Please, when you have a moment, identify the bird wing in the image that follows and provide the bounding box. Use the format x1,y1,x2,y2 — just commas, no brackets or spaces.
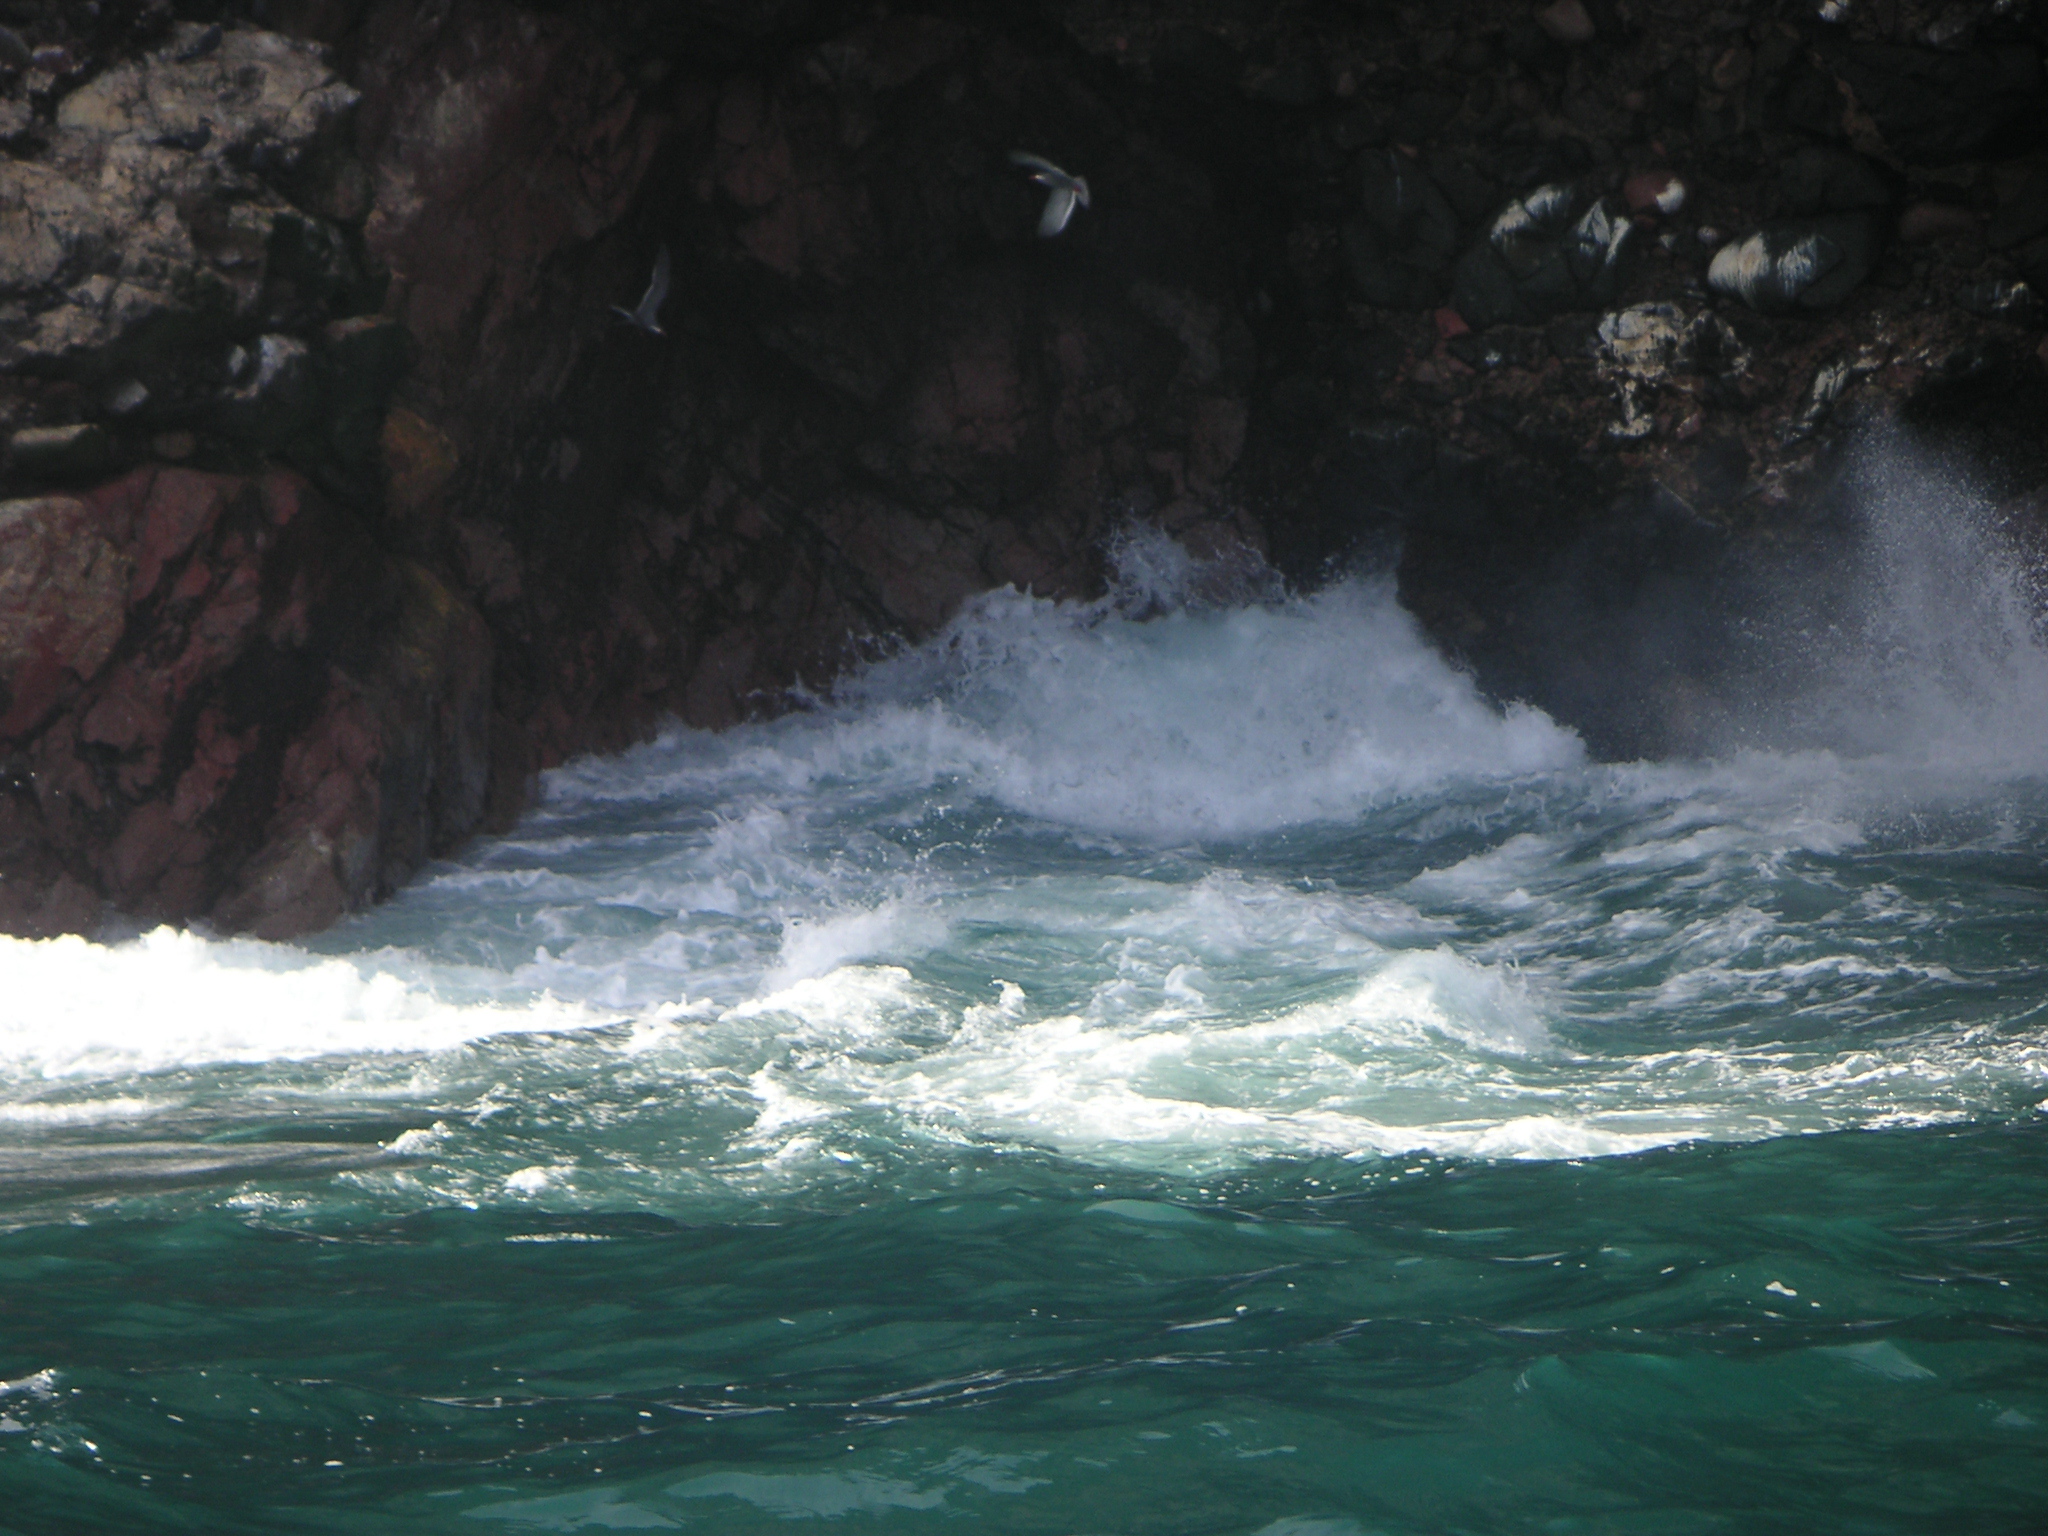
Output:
1010,150,1067,180
638,245,671,325
1038,186,1079,237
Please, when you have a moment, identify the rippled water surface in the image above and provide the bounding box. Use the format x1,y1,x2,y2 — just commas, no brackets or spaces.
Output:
2,487,2046,1534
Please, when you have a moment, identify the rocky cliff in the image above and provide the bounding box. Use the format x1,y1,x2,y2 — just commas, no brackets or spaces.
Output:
1,0,2044,938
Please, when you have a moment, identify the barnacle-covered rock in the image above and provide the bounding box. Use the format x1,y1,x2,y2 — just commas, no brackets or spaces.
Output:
1955,279,2043,326
1594,303,1753,443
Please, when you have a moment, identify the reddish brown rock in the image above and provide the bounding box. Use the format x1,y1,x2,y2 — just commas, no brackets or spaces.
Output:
0,461,492,938
0,496,133,740
129,469,228,603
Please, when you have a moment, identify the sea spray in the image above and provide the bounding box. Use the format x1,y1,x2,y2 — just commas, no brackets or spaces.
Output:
833,574,1586,840
1723,432,2048,770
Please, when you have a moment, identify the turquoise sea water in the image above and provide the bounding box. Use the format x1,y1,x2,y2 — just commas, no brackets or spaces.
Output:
2,476,2046,1533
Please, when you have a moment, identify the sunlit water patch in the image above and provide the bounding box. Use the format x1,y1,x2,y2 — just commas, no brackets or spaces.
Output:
1,466,2046,1532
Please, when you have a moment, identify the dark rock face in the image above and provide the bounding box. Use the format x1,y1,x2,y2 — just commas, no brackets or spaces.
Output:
0,467,488,939
348,0,1261,762
0,24,362,376
0,15,488,937
1,0,2046,935
1816,34,2044,164
1345,151,1464,308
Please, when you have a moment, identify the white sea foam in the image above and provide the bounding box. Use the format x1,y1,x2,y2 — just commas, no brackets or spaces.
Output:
834,576,1587,840
0,927,601,1081
3,516,2044,1193
0,1096,179,1126
601,945,2046,1177
0,1370,57,1401
529,570,1584,847
769,899,949,987
504,1165,569,1195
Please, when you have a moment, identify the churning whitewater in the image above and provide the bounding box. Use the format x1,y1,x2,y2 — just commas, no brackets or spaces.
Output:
2,450,2047,1536
3,475,2046,1205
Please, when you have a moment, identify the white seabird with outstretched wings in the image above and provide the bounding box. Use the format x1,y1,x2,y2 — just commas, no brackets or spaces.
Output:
612,246,670,336
1010,152,1091,237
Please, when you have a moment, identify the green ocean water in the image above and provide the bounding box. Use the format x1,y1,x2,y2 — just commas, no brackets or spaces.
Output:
1,1124,2044,1535
2,499,2046,1533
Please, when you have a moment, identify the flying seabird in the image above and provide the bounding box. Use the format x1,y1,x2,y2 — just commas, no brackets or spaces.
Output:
612,245,670,336
1009,151,1090,237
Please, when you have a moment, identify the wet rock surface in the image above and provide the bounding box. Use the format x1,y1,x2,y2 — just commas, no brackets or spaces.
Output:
0,467,487,939
0,0,2045,935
